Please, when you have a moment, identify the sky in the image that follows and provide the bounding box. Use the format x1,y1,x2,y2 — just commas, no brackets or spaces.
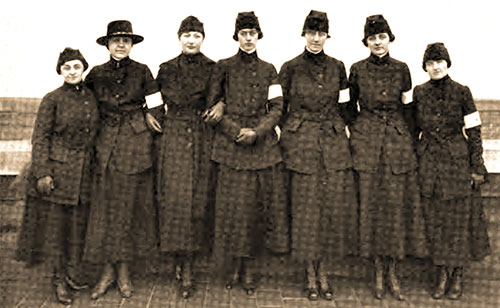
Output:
1,0,499,99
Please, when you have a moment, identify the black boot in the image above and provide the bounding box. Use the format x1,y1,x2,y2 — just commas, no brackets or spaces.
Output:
432,265,448,299
242,258,256,296
305,261,318,301
387,258,404,301
90,263,115,300
226,257,241,290
180,258,194,299
117,262,133,298
317,261,333,300
374,256,385,300
448,267,463,300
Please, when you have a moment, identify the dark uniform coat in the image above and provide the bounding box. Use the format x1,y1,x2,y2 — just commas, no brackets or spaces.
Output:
413,75,490,266
279,50,358,262
153,52,215,254
207,50,289,264
83,57,159,264
347,53,427,259
17,82,98,273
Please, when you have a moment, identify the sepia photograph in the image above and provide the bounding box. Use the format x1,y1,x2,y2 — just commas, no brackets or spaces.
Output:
1,0,499,307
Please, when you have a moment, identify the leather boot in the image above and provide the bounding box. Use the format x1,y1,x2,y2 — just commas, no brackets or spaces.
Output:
117,262,133,298
432,266,448,299
242,258,256,296
54,277,73,305
180,259,194,299
447,267,463,300
226,257,241,290
374,256,385,300
305,261,318,301
387,258,404,301
317,261,333,300
91,263,115,300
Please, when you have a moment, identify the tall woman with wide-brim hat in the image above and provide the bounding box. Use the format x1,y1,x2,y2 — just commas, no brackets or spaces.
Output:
345,15,427,301
83,20,160,300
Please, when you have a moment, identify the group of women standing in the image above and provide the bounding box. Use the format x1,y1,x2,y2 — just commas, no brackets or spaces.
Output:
16,9,490,305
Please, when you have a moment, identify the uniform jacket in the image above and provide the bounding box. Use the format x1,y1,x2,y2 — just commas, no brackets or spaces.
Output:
347,53,417,174
85,57,158,174
413,75,487,199
207,49,283,170
28,83,99,205
279,50,352,174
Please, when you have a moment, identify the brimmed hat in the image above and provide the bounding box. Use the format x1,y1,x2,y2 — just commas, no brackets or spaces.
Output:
178,16,205,38
233,11,263,41
362,15,395,46
422,42,451,71
97,20,144,46
56,47,88,74
302,10,330,38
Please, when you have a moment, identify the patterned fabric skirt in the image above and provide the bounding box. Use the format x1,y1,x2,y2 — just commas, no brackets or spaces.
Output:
358,153,427,259
16,197,88,275
423,181,490,267
84,167,158,264
290,169,358,263
213,163,289,267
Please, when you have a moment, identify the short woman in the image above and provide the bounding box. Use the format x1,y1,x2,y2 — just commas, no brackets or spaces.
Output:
16,48,99,305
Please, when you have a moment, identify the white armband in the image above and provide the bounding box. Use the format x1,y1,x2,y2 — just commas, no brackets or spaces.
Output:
402,88,413,105
464,111,481,129
268,84,283,100
338,88,350,103
145,92,163,108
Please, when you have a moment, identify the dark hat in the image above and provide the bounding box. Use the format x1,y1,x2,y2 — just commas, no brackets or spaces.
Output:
233,11,263,41
178,16,205,38
96,20,144,46
362,15,395,46
56,47,88,74
422,42,451,71
302,10,330,38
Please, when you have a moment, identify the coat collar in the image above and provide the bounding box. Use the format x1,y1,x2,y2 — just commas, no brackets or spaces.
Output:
62,82,84,92
368,53,390,65
109,56,131,69
237,48,259,63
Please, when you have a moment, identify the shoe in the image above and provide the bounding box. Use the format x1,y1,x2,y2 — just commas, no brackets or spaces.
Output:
180,283,194,299
180,262,194,299
318,268,333,300
175,264,182,282
447,267,463,300
65,275,89,291
226,267,240,290
387,259,404,301
306,287,319,301
374,257,385,300
432,266,448,300
242,269,256,296
305,267,318,301
117,263,133,298
90,264,115,300
54,279,73,305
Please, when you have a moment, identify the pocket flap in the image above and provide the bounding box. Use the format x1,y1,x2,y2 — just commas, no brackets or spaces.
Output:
49,146,69,162
129,113,148,134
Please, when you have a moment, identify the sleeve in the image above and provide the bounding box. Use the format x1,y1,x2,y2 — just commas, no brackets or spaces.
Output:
340,65,360,125
402,63,412,92
84,68,95,91
253,65,283,140
337,61,350,104
462,86,487,175
277,62,291,128
143,65,159,96
30,94,56,179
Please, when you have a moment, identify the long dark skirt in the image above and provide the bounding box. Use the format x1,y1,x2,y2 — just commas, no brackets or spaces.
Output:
213,163,289,268
423,181,490,267
16,197,88,277
290,169,358,263
156,119,214,255
358,154,427,259
84,167,158,264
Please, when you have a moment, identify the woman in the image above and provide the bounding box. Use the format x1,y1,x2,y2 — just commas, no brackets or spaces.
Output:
83,20,160,300
279,10,357,301
16,48,99,305
346,15,427,300
413,42,490,300
149,16,215,299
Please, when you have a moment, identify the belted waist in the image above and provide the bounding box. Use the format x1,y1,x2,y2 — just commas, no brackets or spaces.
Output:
101,106,143,127
166,104,204,120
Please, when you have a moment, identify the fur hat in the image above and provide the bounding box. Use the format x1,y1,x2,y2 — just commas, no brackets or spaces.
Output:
422,42,451,71
362,15,395,46
56,48,88,74
178,16,205,38
233,11,263,41
302,10,330,38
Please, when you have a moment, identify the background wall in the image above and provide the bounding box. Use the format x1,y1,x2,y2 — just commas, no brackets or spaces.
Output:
1,0,500,99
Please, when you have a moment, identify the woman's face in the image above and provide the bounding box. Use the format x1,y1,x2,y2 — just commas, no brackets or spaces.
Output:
367,32,390,57
238,28,258,53
180,31,204,54
107,36,133,61
304,30,328,54
60,59,84,84
425,59,448,80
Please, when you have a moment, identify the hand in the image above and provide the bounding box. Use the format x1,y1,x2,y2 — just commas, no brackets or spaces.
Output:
235,128,257,145
203,101,225,125
37,176,54,195
471,173,485,189
145,112,162,133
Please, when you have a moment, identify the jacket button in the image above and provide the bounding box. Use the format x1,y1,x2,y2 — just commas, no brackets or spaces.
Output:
86,114,91,119
187,128,192,133
437,113,441,117
85,128,90,133
318,85,323,89
115,94,120,99
251,72,257,76
84,101,89,105
116,79,122,84
436,128,440,132
251,98,256,103
381,90,387,96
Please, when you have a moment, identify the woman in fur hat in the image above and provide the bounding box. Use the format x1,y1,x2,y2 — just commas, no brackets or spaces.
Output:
16,48,99,305
345,15,427,300
147,15,216,299
412,42,490,300
83,20,160,300
278,10,358,301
